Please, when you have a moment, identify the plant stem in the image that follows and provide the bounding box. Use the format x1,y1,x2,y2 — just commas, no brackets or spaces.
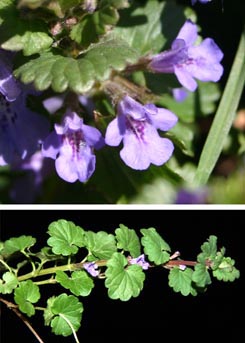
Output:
0,296,45,343
17,258,210,282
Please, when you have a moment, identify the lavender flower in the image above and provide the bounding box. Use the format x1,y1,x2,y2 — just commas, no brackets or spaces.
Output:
129,254,149,270
175,188,208,204
0,50,50,166
105,95,177,170
83,261,99,277
149,19,223,92
10,151,54,203
42,110,104,183
191,0,211,4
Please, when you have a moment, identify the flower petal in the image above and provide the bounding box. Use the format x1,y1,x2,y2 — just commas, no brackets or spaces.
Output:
120,132,151,170
177,20,198,46
42,131,61,159
145,104,178,131
174,66,198,91
82,123,104,149
187,39,224,82
118,95,145,120
105,117,124,146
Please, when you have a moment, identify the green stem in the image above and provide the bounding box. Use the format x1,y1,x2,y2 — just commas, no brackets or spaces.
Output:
194,26,245,185
17,260,107,282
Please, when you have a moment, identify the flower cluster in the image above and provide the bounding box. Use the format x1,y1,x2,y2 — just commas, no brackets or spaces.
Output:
0,18,224,200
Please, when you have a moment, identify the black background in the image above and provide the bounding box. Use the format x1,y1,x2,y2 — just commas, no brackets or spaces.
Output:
0,209,243,342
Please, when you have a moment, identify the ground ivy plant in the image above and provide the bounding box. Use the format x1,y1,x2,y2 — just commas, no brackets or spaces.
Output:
0,220,240,342
0,0,244,204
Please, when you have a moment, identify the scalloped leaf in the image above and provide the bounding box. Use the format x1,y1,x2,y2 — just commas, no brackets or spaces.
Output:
192,263,211,288
0,272,19,294
2,235,36,255
197,235,217,263
168,267,197,296
115,224,141,257
114,0,188,55
14,280,40,317
56,270,94,296
0,2,53,55
85,230,117,259
105,252,145,301
212,257,240,282
14,37,139,93
140,228,170,265
47,220,85,256
45,293,83,337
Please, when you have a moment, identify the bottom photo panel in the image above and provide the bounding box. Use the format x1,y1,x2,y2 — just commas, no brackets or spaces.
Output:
0,209,243,342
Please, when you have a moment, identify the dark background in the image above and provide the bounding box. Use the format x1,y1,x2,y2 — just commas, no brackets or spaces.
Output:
0,209,243,342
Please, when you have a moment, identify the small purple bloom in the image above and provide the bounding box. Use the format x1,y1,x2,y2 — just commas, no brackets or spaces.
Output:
192,0,211,4
175,188,208,204
149,20,223,92
129,254,149,270
105,95,177,170
10,151,54,203
42,110,104,183
83,261,99,277
172,88,188,102
0,50,50,166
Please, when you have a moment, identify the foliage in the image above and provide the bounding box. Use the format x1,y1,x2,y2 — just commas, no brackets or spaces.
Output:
0,221,240,341
0,0,244,204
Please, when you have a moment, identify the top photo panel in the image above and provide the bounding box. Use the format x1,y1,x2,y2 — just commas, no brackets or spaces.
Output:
0,0,244,204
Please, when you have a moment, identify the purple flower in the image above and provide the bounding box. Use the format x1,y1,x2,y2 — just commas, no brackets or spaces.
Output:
42,110,104,183
83,262,99,277
175,188,208,204
0,50,50,166
105,95,177,170
129,254,149,270
149,20,223,92
172,88,188,102
10,151,54,203
191,0,211,4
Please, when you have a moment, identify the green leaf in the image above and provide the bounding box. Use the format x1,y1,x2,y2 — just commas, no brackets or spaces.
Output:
212,257,240,282
58,0,81,12
56,270,94,296
2,235,36,255
47,220,85,256
0,272,18,294
45,293,83,336
194,29,245,185
105,252,145,301
0,3,53,55
70,5,119,47
168,267,197,296
140,228,170,265
14,37,139,92
14,280,40,317
166,122,195,157
100,0,131,8
197,235,217,263
85,230,117,259
115,224,141,257
192,263,211,288
158,82,221,123
114,0,187,55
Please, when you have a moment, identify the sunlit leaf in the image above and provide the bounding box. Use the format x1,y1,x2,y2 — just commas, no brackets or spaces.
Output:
115,224,141,257
141,228,170,265
105,252,145,301
14,280,40,317
47,220,85,256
